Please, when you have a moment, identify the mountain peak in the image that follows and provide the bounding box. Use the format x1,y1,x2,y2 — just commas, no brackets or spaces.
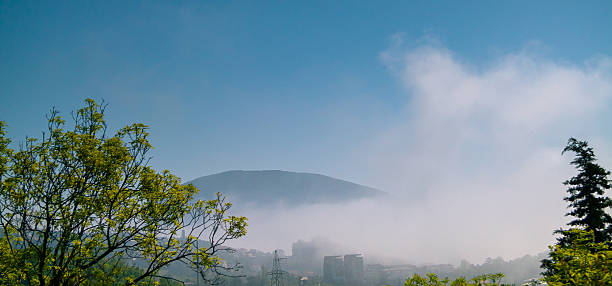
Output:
188,170,385,207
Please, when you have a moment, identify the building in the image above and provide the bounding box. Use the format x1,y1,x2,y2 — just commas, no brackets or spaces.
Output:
323,254,365,285
344,254,364,284
323,256,344,283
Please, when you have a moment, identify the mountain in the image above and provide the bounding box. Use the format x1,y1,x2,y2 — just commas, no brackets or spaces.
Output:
187,170,385,207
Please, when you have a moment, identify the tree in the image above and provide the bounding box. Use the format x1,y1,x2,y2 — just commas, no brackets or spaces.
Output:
542,229,611,285
0,99,248,285
403,273,508,286
560,138,612,243
541,138,612,282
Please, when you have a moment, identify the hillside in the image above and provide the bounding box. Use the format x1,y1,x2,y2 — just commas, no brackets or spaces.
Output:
187,170,385,207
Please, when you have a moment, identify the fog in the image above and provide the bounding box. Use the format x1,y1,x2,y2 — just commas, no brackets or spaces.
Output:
227,42,612,265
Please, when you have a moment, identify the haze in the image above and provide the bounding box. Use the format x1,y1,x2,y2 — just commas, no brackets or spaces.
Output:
2,1,612,267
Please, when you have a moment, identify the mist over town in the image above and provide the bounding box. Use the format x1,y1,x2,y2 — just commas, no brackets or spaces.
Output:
1,1,611,285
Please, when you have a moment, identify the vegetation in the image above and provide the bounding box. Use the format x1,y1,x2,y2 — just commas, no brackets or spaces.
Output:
0,99,247,285
540,138,612,285
558,138,611,243
402,273,507,286
405,137,612,286
2,99,610,286
543,229,611,285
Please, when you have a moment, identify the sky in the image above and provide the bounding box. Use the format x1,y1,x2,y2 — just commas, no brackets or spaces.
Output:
2,1,612,263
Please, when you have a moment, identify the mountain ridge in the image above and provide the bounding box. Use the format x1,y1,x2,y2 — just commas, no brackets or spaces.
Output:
187,170,385,207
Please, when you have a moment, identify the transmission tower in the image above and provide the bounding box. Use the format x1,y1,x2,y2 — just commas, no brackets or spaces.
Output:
268,250,287,286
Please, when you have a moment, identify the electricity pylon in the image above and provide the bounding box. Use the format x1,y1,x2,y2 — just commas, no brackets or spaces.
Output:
268,250,287,286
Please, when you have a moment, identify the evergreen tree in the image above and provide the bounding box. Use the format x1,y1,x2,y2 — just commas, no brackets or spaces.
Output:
560,138,612,243
542,138,612,279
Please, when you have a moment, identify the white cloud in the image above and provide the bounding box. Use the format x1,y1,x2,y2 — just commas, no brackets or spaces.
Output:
372,42,612,194
230,42,612,265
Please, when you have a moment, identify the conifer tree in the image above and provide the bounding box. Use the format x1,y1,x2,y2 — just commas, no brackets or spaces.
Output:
560,138,612,243
542,138,612,278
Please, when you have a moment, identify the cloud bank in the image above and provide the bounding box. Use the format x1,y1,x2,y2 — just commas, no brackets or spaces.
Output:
229,42,612,265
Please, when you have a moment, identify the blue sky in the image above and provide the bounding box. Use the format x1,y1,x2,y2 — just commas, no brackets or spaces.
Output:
2,0,612,261
1,1,611,186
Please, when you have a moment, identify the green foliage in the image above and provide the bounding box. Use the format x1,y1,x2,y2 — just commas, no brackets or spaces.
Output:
560,138,612,243
541,138,612,284
403,273,507,286
81,258,181,286
0,99,248,285
543,229,611,285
